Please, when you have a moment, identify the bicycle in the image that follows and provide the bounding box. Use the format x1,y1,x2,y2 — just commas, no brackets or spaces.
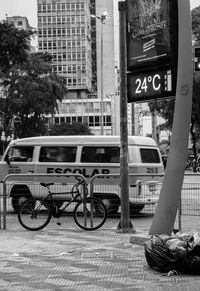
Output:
18,177,107,231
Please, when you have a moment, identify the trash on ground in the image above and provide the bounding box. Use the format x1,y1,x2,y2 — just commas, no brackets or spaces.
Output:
144,231,200,275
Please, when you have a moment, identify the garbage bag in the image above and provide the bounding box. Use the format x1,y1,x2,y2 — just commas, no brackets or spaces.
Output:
144,234,178,273
179,244,200,275
144,232,200,274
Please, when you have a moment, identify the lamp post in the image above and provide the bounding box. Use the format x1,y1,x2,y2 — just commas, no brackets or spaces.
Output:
91,12,108,135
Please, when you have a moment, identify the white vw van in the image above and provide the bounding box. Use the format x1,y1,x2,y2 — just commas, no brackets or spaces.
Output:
0,135,164,214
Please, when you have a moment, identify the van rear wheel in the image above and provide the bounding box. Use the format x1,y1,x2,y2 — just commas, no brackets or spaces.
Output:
94,193,120,215
129,204,144,215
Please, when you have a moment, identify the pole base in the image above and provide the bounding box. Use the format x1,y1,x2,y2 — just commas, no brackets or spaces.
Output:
116,220,136,233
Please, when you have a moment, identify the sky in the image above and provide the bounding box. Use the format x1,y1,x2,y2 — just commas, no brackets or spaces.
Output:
0,0,200,29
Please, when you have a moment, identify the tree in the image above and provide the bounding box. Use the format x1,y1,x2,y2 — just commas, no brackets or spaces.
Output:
48,122,92,136
192,6,200,42
0,22,67,138
0,21,34,73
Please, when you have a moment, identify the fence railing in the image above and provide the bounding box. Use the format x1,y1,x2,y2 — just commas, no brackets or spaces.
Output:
1,172,200,232
1,173,87,229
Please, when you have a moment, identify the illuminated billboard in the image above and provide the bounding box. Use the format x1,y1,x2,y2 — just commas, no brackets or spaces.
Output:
126,0,178,71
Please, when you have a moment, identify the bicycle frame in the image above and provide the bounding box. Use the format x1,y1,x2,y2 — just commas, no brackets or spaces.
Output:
41,180,88,215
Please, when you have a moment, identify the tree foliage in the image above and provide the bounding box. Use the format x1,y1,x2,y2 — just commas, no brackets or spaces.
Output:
192,6,200,42
0,21,34,73
0,22,67,138
48,122,93,136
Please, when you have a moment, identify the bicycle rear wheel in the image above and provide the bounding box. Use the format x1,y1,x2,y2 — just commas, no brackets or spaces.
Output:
18,198,52,231
73,197,107,231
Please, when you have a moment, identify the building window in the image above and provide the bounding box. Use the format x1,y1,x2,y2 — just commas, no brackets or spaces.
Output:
42,4,46,12
71,4,75,11
77,116,82,123
81,3,85,11
95,116,100,126
38,4,42,12
106,116,112,126
68,78,72,86
66,117,70,123
60,117,65,123
68,53,71,61
83,116,88,124
55,117,59,124
47,4,51,12
17,21,23,26
72,28,76,35
89,116,93,126
68,65,72,73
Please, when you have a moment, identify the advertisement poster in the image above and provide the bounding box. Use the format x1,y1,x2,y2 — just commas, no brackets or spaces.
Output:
127,0,177,70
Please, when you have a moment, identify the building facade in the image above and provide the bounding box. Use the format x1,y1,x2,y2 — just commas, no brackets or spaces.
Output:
37,0,118,135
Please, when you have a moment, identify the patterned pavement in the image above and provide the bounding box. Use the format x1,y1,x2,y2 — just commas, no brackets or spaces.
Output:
0,216,200,290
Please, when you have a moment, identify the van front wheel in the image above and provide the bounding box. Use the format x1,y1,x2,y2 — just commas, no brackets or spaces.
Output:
12,195,35,213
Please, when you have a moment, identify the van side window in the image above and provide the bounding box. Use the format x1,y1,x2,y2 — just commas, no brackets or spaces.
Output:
140,148,160,163
81,147,120,163
7,146,34,162
39,147,77,162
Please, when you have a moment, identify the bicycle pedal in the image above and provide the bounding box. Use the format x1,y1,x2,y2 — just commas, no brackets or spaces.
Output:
57,222,61,226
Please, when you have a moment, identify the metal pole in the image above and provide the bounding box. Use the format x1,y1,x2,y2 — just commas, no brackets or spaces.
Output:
117,1,134,233
149,0,193,235
100,19,104,135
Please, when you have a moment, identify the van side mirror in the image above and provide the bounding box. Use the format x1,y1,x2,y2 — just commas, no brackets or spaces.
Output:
5,154,10,165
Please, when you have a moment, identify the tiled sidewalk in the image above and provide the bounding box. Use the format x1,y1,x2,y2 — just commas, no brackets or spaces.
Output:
0,218,200,290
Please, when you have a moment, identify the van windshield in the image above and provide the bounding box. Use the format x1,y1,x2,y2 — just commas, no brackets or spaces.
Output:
6,146,34,162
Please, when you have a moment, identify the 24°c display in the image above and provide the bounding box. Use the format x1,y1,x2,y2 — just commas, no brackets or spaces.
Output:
127,69,175,102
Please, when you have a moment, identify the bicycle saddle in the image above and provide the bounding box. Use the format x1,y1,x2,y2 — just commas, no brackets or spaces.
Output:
40,182,54,187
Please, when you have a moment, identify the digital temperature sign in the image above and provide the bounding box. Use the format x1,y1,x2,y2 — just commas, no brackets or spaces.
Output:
126,0,178,102
127,69,176,102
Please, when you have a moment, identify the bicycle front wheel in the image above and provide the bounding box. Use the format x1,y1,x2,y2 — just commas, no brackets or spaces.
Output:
18,198,52,231
74,197,107,231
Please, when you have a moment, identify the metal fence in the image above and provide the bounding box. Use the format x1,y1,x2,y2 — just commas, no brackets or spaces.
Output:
1,173,200,231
